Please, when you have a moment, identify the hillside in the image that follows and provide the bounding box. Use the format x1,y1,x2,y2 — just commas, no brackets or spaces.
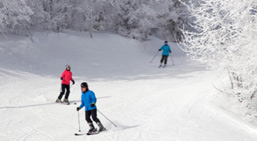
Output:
0,32,256,141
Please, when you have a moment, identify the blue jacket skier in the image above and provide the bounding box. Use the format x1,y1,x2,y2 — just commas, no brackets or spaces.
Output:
79,90,97,111
76,82,106,134
159,41,171,67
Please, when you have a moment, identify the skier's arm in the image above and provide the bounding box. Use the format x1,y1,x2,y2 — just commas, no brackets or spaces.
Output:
70,72,75,84
79,95,85,108
87,92,96,108
90,92,97,106
159,46,164,51
60,72,65,80
159,46,162,51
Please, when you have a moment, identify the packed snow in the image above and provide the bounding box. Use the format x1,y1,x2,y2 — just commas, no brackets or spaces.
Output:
0,32,257,141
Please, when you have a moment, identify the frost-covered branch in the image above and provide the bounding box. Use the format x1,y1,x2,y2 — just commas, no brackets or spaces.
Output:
180,0,257,107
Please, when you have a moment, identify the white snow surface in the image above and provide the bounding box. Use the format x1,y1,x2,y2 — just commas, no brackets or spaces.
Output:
0,31,257,141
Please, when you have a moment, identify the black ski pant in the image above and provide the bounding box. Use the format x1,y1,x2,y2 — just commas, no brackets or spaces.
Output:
160,55,168,64
85,109,100,124
58,84,70,100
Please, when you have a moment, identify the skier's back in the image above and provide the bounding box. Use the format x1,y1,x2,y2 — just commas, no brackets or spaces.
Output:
158,41,171,68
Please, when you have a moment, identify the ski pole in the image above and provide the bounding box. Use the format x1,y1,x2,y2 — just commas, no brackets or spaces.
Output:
98,109,117,127
77,111,81,132
170,54,175,66
150,51,159,63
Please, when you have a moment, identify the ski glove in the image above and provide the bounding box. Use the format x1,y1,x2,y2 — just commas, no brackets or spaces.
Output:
72,80,75,85
169,51,171,53
158,49,161,51
90,103,95,107
76,107,81,111
60,77,64,80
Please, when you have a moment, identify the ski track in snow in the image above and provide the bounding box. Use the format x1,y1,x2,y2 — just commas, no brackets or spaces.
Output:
0,32,257,141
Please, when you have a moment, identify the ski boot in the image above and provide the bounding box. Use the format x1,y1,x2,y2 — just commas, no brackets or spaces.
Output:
56,98,62,103
88,123,97,134
163,64,166,68
63,99,70,105
97,122,106,132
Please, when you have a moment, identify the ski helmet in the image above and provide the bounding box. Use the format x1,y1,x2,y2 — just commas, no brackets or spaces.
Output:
81,82,88,88
66,65,71,68
66,65,71,70
164,41,168,44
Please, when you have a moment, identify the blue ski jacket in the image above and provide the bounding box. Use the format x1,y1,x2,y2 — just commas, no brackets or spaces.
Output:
79,90,97,111
159,44,171,56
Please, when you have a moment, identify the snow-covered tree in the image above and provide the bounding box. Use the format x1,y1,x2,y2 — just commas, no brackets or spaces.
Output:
40,0,114,35
113,0,189,40
0,0,190,40
180,0,257,109
28,0,189,40
0,0,33,35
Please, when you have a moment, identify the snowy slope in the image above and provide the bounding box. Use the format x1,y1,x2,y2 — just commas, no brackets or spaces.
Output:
0,32,257,141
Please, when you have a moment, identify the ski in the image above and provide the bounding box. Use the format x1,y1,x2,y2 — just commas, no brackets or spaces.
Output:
86,132,99,136
74,131,98,136
75,129,107,136
47,98,77,105
54,100,77,105
74,133,85,136
87,130,107,136
62,102,70,105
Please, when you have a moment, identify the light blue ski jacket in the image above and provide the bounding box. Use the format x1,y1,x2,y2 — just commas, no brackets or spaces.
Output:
79,90,97,111
160,45,171,56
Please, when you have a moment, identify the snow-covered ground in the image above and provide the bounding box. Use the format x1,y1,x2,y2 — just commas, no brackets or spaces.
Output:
0,32,257,141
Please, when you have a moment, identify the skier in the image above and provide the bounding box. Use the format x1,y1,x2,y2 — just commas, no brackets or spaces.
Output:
56,65,75,104
76,82,106,134
158,41,171,68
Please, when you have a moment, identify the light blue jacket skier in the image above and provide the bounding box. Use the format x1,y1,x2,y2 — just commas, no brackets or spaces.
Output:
159,41,172,67
159,44,171,56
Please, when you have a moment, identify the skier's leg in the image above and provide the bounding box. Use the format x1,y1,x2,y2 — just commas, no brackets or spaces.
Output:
85,110,93,123
64,85,70,100
92,109,105,131
160,55,164,63
91,109,100,123
159,55,164,67
164,56,168,65
86,110,96,133
57,84,65,102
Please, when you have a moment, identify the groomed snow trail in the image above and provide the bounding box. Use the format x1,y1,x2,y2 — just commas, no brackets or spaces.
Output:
0,32,257,141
